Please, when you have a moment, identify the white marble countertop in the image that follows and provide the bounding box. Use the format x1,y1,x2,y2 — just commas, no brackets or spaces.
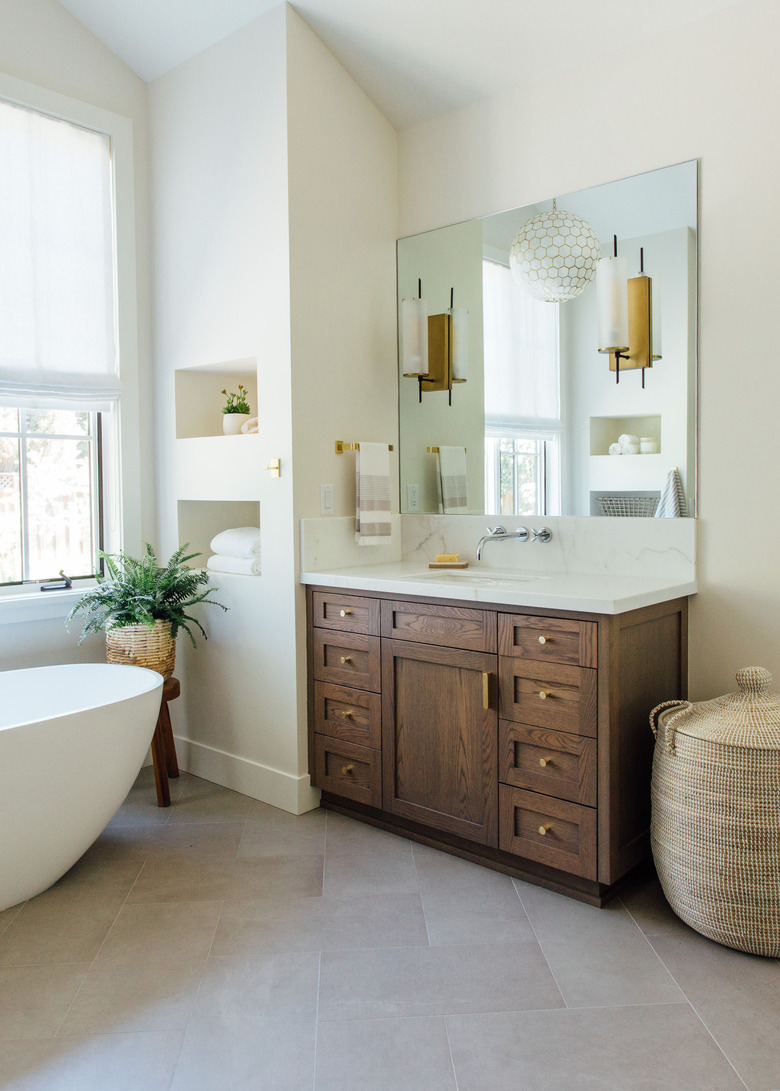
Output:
300,562,697,615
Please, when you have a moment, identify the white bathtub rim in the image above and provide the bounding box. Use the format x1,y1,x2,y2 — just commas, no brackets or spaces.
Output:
0,662,163,731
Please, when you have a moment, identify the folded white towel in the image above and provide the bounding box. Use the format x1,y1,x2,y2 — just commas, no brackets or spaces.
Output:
207,554,261,575
209,526,261,558
437,446,468,514
355,442,392,545
240,416,258,435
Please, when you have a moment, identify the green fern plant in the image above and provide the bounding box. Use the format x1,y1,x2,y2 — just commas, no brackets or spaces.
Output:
66,543,227,647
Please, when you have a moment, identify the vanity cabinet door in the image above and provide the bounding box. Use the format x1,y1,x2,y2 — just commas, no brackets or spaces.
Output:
382,639,498,846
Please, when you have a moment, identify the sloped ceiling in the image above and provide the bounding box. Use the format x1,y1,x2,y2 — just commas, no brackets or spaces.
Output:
57,0,744,129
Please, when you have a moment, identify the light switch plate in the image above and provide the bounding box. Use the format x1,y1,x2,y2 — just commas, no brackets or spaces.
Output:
407,484,419,512
320,484,335,515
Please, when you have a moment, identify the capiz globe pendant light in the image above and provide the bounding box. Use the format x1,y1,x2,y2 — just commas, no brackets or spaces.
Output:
509,199,600,302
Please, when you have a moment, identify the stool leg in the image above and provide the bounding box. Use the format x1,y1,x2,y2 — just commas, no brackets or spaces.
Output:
159,700,180,778
151,713,171,807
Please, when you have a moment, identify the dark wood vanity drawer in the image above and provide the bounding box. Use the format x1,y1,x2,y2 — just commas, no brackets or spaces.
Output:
313,681,381,749
380,599,496,652
314,735,381,807
499,659,597,737
311,591,380,636
498,614,597,667
312,629,381,692
499,785,597,879
499,721,596,806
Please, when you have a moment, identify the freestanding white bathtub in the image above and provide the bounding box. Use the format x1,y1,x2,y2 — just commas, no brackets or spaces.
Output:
0,662,163,911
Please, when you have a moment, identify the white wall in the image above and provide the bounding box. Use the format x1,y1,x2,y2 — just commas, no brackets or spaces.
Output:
149,5,398,811
0,0,152,669
399,0,780,699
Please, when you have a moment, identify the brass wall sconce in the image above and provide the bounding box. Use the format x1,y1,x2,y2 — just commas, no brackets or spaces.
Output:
401,280,468,405
597,237,661,386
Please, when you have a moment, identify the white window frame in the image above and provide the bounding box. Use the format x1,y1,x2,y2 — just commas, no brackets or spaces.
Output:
0,74,141,620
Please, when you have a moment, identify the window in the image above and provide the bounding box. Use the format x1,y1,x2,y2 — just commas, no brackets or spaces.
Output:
0,92,121,589
482,257,562,517
0,409,101,585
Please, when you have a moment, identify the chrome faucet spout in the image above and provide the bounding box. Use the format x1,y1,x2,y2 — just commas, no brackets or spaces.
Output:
475,525,529,561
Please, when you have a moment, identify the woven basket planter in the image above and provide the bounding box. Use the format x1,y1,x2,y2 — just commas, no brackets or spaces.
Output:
105,620,176,680
650,667,780,957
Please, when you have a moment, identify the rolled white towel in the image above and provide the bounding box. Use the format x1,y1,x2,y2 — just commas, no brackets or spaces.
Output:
618,433,639,448
207,555,261,575
608,443,622,456
241,416,258,435
209,526,261,558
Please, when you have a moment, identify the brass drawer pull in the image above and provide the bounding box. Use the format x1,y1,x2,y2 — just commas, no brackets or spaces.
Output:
340,609,353,617
538,824,551,836
483,672,491,710
338,710,353,719
538,635,551,645
538,690,551,700
539,757,552,768
340,656,352,665
341,764,355,776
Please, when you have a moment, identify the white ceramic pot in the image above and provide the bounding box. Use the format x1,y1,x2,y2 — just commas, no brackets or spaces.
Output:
223,413,250,436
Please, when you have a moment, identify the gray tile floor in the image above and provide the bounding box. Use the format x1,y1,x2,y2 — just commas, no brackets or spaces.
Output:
1,768,778,1090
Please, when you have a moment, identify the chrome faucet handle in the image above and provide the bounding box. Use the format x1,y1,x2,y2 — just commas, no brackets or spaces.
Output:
487,526,507,536
531,527,553,543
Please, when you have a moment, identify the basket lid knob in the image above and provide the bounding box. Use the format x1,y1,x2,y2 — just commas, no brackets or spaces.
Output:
735,666,772,693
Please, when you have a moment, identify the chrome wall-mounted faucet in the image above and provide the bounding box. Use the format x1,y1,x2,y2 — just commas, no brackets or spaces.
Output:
475,525,529,561
531,527,553,543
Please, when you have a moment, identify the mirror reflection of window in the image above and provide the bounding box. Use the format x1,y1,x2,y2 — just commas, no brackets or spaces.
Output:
482,258,562,517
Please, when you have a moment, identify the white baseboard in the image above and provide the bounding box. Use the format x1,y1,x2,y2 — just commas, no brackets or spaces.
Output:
173,735,321,815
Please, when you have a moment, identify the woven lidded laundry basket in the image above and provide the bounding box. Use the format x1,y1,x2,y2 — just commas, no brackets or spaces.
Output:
650,667,780,956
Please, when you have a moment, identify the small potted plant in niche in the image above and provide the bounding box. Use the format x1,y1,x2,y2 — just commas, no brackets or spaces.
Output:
221,384,251,435
66,543,227,679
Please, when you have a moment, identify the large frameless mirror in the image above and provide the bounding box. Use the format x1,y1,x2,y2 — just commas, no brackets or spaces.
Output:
396,160,697,518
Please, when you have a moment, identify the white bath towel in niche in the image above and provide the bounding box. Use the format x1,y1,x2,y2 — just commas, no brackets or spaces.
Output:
209,527,261,557
437,446,468,514
355,442,392,545
207,555,261,575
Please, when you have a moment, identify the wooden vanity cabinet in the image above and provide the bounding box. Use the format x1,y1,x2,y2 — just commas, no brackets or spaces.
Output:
307,585,687,906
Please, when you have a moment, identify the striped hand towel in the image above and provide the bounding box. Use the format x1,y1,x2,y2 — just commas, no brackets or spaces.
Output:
437,446,468,514
355,442,392,545
655,468,688,518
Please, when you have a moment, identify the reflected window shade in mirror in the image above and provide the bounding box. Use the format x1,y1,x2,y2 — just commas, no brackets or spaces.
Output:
396,160,698,517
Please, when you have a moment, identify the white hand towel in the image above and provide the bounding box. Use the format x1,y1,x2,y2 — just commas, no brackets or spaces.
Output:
655,468,688,518
437,446,468,514
209,526,261,558
207,554,261,575
355,442,392,545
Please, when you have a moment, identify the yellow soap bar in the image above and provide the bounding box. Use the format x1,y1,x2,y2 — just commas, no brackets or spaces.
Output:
435,553,460,563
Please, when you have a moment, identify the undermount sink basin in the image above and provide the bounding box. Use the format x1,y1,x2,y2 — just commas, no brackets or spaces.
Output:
416,570,551,587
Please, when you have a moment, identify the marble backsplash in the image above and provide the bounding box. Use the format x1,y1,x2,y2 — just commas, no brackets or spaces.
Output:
301,514,695,582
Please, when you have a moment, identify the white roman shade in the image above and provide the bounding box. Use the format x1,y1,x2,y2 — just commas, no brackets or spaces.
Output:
0,98,119,410
483,258,560,433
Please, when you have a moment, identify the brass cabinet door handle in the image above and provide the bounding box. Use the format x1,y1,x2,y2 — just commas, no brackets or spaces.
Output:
341,764,355,776
483,672,491,710
338,710,353,719
340,609,353,617
538,824,551,836
340,656,352,665
538,635,550,645
539,757,552,767
538,690,551,700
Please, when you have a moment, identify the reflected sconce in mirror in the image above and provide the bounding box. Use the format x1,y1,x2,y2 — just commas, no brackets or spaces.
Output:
597,237,661,386
509,200,600,302
401,280,468,405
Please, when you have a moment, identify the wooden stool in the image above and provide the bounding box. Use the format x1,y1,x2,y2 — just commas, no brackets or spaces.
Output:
152,676,180,807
